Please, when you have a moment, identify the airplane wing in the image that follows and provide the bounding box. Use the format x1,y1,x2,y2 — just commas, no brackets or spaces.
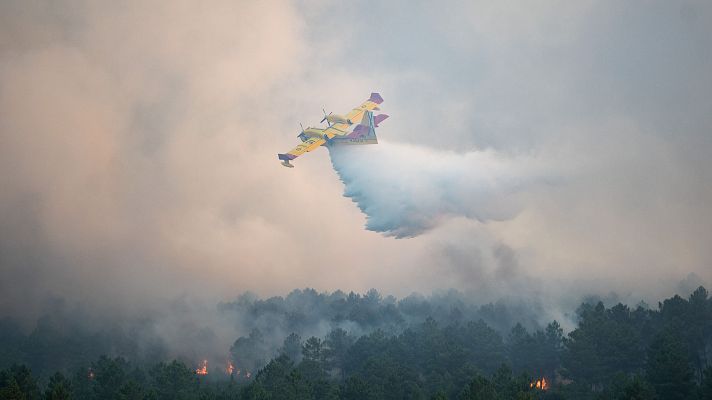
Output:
328,93,385,137
321,124,350,138
277,136,325,168
342,93,384,130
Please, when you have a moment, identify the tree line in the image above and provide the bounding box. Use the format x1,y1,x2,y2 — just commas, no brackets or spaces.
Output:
1,286,712,399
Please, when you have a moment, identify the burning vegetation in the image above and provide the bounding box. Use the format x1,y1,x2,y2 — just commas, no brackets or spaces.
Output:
530,377,548,390
194,358,253,380
195,360,208,376
0,287,710,399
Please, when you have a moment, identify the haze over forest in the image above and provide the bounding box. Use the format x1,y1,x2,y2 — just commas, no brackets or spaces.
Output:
1,1,712,398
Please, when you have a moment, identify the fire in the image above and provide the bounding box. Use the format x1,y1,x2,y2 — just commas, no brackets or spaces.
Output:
195,360,208,375
223,358,250,379
530,377,548,390
88,369,95,380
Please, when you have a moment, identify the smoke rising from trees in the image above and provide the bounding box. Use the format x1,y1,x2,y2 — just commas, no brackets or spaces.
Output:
2,4,712,393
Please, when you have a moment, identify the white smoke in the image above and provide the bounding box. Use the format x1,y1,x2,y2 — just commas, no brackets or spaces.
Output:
329,141,548,238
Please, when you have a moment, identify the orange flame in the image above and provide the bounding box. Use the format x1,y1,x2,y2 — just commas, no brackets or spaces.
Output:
530,377,548,390
246,371,252,379
195,360,208,375
226,360,235,375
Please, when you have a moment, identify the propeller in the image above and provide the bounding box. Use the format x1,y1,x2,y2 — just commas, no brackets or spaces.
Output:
320,108,333,126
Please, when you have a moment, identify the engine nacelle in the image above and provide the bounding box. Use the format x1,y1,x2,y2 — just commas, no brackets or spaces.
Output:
324,114,352,125
298,127,326,140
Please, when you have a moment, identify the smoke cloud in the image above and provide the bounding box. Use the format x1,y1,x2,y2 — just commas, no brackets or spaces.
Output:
1,1,712,369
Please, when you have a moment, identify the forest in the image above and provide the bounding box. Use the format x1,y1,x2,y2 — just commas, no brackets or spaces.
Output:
1,286,711,399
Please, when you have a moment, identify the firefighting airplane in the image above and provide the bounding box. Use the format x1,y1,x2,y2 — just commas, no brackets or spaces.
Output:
278,93,389,167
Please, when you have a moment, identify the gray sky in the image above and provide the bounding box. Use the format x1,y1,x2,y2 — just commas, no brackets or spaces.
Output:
1,0,711,323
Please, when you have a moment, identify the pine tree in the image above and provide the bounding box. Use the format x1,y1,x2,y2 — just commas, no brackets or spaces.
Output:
646,330,695,400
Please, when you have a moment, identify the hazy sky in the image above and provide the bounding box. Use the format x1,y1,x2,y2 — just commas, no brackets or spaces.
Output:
1,0,711,322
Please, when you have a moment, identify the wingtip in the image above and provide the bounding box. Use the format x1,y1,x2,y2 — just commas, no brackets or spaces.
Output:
369,92,384,104
278,153,296,167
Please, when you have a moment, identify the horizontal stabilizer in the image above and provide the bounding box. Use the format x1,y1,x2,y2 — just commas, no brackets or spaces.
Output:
373,114,389,127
